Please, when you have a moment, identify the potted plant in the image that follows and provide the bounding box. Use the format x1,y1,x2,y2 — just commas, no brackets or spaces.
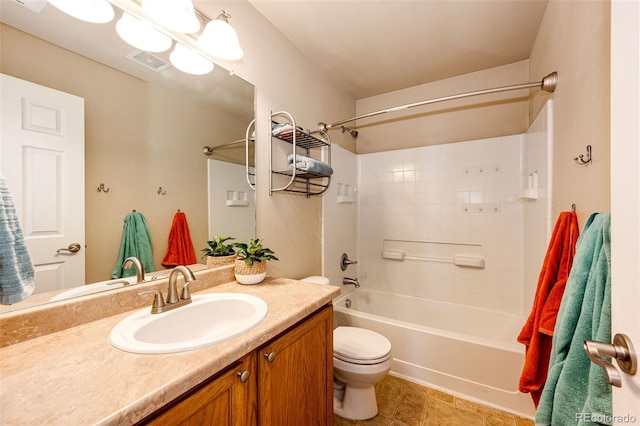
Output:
202,236,236,268
233,238,279,284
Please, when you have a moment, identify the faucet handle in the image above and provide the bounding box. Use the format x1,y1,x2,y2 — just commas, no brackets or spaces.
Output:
340,253,358,271
181,281,193,300
138,289,165,313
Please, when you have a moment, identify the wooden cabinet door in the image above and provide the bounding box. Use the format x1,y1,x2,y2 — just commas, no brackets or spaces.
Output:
257,306,333,426
143,352,257,426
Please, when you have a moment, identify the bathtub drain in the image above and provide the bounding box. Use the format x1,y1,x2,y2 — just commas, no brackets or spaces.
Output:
345,299,351,308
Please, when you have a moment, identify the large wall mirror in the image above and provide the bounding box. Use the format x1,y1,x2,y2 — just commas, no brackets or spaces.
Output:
0,2,255,312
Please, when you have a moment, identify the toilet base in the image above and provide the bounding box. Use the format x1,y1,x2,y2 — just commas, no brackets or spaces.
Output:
333,383,378,420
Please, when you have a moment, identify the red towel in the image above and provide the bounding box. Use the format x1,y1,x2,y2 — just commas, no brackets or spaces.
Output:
517,211,579,406
161,212,197,268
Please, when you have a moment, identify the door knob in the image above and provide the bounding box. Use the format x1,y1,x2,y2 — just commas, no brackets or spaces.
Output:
56,243,81,253
584,333,637,387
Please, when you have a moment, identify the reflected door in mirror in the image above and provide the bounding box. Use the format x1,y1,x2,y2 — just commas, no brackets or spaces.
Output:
0,74,85,293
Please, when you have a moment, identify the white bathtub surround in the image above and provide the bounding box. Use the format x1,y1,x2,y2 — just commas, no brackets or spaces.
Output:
334,289,535,418
357,134,528,315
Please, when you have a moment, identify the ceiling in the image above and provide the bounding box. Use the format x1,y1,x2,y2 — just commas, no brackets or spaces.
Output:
246,0,549,99
1,0,549,104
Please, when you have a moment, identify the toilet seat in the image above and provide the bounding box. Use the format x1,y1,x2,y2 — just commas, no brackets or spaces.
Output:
334,326,391,365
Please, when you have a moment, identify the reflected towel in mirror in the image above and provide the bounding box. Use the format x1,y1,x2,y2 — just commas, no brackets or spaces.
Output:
161,211,196,268
111,211,155,279
0,173,35,304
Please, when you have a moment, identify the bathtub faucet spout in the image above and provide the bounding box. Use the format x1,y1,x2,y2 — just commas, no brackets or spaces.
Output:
342,277,360,288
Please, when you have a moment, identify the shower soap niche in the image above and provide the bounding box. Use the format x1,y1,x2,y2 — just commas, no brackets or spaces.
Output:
519,171,539,200
337,183,356,204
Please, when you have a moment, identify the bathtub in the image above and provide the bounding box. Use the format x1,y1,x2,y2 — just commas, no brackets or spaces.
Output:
333,288,535,418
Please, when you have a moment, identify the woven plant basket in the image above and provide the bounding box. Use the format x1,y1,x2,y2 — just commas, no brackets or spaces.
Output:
206,255,235,268
234,258,267,285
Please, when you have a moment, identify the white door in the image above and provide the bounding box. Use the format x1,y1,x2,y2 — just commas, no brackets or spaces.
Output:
610,1,640,420
0,74,85,293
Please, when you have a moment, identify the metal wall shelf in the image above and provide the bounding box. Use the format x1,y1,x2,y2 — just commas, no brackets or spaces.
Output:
269,111,332,197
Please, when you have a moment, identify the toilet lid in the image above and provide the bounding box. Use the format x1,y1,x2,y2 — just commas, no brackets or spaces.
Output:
334,327,391,362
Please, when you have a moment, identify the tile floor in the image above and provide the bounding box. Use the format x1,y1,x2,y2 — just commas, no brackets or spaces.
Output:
333,374,535,426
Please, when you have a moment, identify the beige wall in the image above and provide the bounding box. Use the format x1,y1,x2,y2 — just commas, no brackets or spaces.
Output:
1,25,248,282
529,0,611,225
354,60,530,153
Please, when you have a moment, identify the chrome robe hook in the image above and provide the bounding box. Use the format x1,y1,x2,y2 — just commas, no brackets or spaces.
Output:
574,145,592,165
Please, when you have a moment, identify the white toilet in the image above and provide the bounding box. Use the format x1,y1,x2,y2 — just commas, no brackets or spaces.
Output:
302,276,392,420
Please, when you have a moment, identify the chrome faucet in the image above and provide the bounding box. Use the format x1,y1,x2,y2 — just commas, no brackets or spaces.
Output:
138,265,196,314
342,277,360,288
122,256,145,283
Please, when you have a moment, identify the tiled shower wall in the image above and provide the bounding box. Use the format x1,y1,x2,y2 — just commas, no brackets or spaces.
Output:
323,102,552,317
356,133,542,316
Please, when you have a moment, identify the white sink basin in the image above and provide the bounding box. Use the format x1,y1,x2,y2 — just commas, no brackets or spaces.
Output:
109,293,268,354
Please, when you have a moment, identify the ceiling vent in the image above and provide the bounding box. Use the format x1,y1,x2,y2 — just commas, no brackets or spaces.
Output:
126,51,171,72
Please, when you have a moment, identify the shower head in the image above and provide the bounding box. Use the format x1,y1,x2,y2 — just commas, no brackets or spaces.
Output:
341,126,358,138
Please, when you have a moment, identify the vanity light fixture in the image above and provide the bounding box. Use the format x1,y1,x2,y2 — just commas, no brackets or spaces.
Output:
141,0,200,34
170,42,214,75
47,0,115,24
115,12,172,52
198,11,244,61
50,0,245,76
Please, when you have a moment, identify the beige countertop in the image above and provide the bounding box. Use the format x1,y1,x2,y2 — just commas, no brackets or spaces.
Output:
0,277,340,425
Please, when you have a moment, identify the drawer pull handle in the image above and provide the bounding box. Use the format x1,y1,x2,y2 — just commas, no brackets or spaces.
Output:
264,352,276,363
237,370,250,383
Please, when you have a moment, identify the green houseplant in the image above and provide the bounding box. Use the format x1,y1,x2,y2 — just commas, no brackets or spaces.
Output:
202,236,236,268
233,238,279,284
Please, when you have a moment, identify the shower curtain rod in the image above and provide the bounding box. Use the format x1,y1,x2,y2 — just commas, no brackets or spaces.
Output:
317,71,558,132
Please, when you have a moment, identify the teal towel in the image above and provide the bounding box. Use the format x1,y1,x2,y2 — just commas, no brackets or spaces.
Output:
535,213,612,426
0,173,35,304
111,211,155,279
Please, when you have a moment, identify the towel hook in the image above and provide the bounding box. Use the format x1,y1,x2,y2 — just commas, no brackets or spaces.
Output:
574,145,592,165
571,204,576,213
157,186,167,195
97,183,110,193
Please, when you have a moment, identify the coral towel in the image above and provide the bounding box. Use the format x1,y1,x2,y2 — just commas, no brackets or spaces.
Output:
161,211,196,267
517,211,579,406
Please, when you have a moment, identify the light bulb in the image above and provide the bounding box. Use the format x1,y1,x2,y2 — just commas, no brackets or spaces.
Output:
116,13,172,53
198,12,244,61
47,0,114,24
141,0,200,34
170,43,214,75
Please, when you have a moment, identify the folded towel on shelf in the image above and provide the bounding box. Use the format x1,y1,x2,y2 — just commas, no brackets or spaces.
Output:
517,211,579,406
0,174,35,304
111,211,156,279
272,123,293,136
535,212,612,426
287,154,333,176
161,211,197,268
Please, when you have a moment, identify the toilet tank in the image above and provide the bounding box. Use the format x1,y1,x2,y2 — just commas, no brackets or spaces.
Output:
301,276,330,285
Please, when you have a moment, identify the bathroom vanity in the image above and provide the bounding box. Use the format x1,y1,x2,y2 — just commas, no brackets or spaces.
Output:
0,269,339,425
143,306,333,425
